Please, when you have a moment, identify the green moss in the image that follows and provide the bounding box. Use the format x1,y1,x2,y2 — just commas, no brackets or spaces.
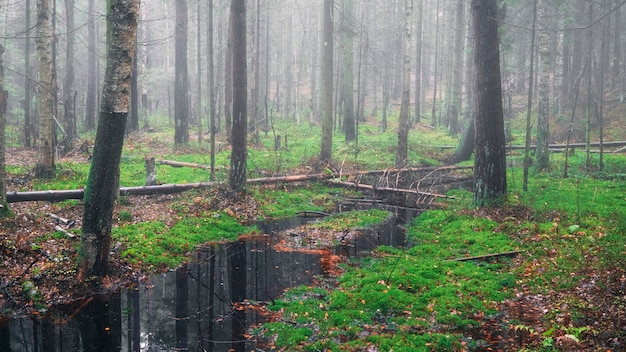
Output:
112,214,256,269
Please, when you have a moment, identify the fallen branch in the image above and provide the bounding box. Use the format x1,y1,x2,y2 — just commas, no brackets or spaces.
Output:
446,250,523,262
54,225,76,239
328,179,455,200
157,159,219,170
47,212,76,227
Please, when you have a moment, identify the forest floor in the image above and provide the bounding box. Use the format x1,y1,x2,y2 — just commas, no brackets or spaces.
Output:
1,146,625,350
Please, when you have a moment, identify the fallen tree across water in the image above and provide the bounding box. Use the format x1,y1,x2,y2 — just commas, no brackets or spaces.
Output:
6,166,472,203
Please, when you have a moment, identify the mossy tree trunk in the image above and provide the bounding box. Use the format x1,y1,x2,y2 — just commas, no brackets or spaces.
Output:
80,0,140,278
471,0,507,207
35,0,56,179
229,0,248,192
85,0,97,131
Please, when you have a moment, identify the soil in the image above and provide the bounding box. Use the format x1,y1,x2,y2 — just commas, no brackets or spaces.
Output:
1,146,625,351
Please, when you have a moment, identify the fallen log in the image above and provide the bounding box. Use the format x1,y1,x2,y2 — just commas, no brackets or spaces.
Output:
47,212,76,227
6,167,464,203
447,250,523,262
156,159,215,170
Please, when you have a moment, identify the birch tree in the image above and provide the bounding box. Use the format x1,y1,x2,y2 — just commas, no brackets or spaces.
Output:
80,0,140,278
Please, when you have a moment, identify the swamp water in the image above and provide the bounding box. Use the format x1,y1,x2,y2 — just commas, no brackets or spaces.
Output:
0,209,411,352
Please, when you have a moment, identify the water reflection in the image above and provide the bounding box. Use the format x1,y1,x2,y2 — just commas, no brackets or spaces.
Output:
2,215,405,352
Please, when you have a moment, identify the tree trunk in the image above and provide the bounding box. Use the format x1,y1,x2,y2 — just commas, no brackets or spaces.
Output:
320,0,334,163
448,0,466,135
413,0,423,125
535,0,551,171
80,0,140,278
196,1,202,144
35,0,56,178
208,0,216,180
342,0,356,142
85,0,97,131
523,0,538,191
224,8,233,141
229,0,248,192
63,0,76,152
0,45,8,217
396,0,412,168
24,0,33,147
471,0,507,207
174,0,189,144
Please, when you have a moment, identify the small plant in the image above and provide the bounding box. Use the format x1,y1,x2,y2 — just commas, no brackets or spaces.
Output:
118,210,133,223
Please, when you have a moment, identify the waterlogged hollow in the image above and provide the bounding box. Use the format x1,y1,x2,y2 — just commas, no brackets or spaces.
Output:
1,209,408,352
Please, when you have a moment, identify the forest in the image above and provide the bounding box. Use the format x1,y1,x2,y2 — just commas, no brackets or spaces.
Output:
0,0,625,351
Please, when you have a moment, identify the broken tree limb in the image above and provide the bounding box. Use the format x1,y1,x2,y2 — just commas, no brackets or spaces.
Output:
47,212,76,227
156,159,221,170
446,250,523,262
53,225,76,239
328,179,456,200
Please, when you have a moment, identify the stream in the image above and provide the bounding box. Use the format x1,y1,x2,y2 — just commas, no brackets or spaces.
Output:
0,208,413,352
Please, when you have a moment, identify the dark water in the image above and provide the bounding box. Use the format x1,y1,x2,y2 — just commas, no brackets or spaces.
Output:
0,212,406,352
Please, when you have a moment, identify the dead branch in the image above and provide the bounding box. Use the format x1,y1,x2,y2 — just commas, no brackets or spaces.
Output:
446,250,523,262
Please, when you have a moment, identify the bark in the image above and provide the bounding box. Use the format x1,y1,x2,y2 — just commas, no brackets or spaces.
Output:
0,45,7,216
174,0,189,144
320,0,334,163
80,0,140,278
64,0,76,152
413,0,423,125
342,0,356,142
535,0,551,171
24,0,33,147
208,0,216,180
471,0,507,207
453,118,474,163
395,0,412,168
229,0,248,192
195,2,202,143
85,0,97,131
35,0,56,179
224,7,233,141
523,0,538,191
448,0,466,135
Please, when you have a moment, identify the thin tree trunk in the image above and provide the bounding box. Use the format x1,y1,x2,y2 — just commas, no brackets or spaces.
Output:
0,45,8,216
24,0,33,147
396,0,412,167
342,0,356,142
85,0,96,131
320,0,334,163
197,1,202,144
413,0,423,125
174,0,189,144
523,0,538,191
535,0,551,171
208,0,216,180
229,0,248,192
63,17,77,144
